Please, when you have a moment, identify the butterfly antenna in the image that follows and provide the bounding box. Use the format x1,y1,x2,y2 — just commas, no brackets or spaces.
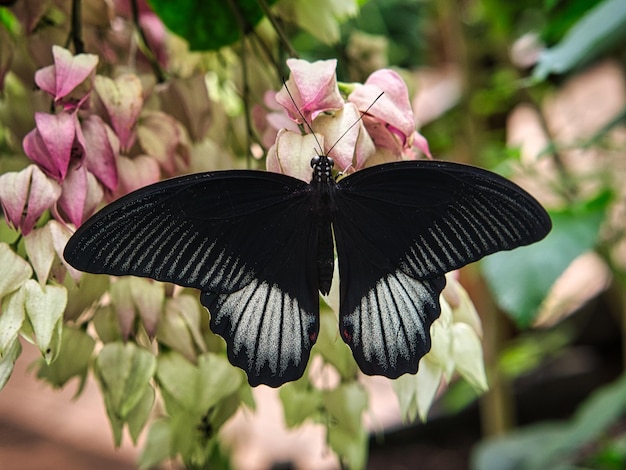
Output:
282,78,325,156
326,91,384,157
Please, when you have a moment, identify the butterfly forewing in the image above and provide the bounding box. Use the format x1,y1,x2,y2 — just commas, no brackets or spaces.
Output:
64,170,321,386
332,160,551,377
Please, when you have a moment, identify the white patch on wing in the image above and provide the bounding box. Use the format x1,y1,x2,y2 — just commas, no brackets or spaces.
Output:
212,280,313,376
344,270,438,371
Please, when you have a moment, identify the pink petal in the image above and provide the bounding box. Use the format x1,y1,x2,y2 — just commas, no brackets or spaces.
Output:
57,164,88,227
157,76,211,142
410,130,432,159
348,69,416,140
23,112,77,180
0,166,31,230
137,111,187,176
0,165,62,235
312,103,375,172
82,115,119,191
360,114,403,158
25,166,63,233
276,58,344,124
139,13,168,68
35,46,98,101
93,74,143,151
267,130,320,182
54,167,104,228
113,155,160,198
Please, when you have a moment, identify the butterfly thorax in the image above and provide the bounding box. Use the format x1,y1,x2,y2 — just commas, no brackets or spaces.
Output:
309,154,336,295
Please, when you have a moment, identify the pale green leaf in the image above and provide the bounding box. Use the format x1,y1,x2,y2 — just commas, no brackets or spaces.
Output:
36,325,95,391
0,242,32,300
156,351,241,414
279,379,324,428
23,224,55,285
323,382,368,435
0,339,21,391
313,308,357,379
450,323,488,393
95,342,156,421
92,305,123,343
138,419,172,470
24,280,66,363
533,0,626,80
63,272,109,321
166,295,206,353
0,286,26,356
158,303,198,361
129,277,164,337
127,386,156,444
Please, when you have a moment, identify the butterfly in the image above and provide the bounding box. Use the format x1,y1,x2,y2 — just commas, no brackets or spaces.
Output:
64,152,551,387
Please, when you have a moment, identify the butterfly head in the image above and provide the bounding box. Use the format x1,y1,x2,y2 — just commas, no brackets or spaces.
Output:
310,154,334,184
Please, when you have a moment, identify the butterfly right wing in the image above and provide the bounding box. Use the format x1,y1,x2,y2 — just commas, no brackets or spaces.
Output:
64,170,321,387
332,160,551,378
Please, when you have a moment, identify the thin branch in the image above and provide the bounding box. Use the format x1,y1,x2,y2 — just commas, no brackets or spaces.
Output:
69,0,85,53
227,0,256,165
130,0,166,83
257,0,298,58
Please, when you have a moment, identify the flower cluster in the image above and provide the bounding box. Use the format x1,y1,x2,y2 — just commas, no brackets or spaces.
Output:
0,45,189,235
394,273,488,421
257,58,431,181
264,59,487,420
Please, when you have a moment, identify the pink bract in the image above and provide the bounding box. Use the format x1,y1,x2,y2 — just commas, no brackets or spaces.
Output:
23,112,83,181
276,58,344,125
0,165,62,235
34,46,98,108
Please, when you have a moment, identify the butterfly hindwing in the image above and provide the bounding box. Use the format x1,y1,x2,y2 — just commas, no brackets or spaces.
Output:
64,170,321,387
333,160,551,377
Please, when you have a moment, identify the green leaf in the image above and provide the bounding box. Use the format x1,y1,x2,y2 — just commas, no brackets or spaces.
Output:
148,0,277,51
0,242,32,300
139,419,173,470
156,350,242,414
127,386,156,444
482,191,610,327
279,379,324,428
0,337,21,391
158,295,205,361
533,0,626,80
36,325,95,391
323,382,369,469
23,280,67,363
63,272,109,321
92,305,123,343
95,342,156,446
0,286,26,357
313,308,358,379
472,373,626,470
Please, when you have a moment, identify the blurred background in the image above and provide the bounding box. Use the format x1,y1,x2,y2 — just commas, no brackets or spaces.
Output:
1,0,626,468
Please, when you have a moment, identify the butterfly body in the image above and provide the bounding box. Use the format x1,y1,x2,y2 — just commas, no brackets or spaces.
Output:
64,158,551,387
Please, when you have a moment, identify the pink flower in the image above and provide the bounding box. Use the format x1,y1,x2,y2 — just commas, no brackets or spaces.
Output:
92,74,144,152
23,112,85,182
264,60,431,180
348,69,431,160
55,165,104,227
81,115,119,191
311,103,375,172
35,45,99,111
275,58,344,125
0,165,62,235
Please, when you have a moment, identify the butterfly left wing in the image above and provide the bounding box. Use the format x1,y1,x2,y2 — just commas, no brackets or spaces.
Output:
333,160,551,377
64,170,321,387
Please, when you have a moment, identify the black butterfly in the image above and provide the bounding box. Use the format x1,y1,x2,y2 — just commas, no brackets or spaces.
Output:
64,156,551,387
